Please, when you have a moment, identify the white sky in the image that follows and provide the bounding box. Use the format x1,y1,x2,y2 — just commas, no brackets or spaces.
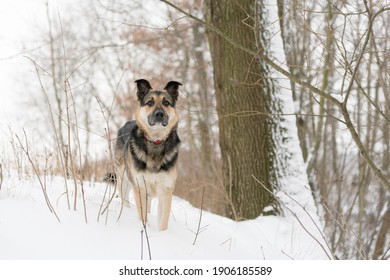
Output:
0,0,167,128
0,0,172,160
0,0,48,126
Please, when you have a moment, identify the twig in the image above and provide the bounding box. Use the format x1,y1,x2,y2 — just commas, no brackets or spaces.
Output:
281,250,295,260
97,181,110,223
95,68,127,220
252,175,333,259
56,7,80,212
275,182,335,256
25,56,71,210
261,246,266,260
193,187,207,245
219,237,232,251
15,130,61,222
136,177,152,260
99,167,126,220
217,110,346,125
140,229,144,260
66,79,88,223
115,168,127,222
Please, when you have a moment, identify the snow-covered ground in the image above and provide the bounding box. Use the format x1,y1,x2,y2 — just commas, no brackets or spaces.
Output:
0,170,330,260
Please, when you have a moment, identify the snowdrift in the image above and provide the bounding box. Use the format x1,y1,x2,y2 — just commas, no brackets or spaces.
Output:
0,173,330,260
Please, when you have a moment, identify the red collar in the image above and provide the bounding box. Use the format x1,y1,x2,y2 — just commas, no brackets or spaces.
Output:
144,134,163,145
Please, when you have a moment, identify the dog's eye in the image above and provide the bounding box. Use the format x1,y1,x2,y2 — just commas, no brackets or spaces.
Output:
146,100,155,107
162,100,170,107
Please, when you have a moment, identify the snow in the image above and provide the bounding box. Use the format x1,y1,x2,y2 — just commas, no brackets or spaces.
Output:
0,172,329,260
0,0,330,261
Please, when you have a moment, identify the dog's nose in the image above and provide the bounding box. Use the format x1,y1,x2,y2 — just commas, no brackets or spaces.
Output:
154,109,164,120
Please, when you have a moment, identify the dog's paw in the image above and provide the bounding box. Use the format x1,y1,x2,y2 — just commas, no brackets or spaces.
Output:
103,172,117,184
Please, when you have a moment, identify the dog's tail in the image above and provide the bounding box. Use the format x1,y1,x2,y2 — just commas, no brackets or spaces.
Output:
103,172,117,184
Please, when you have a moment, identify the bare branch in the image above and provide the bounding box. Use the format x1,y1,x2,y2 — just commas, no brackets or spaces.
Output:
161,0,390,193
15,130,61,222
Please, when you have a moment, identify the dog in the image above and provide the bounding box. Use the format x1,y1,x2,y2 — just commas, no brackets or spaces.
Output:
112,79,181,231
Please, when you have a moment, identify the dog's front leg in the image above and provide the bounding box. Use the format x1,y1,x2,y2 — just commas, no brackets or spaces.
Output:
157,187,174,231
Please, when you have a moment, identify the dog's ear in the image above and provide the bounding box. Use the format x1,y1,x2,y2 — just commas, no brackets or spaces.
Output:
164,81,182,101
135,79,153,100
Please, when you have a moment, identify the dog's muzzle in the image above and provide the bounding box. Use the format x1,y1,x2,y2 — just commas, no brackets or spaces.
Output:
148,109,169,127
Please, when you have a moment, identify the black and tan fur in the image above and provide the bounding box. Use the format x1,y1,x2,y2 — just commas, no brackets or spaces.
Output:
113,79,181,231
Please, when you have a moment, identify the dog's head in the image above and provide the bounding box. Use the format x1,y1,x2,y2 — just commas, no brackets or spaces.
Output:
135,79,181,141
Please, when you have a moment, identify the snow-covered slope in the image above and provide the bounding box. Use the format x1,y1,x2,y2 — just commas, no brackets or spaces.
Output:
0,172,329,260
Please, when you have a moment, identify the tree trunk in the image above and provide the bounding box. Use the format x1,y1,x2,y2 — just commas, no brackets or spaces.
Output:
206,0,279,220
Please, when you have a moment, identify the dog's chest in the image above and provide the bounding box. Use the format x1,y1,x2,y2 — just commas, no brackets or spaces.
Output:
145,148,165,171
129,134,179,173
130,166,177,196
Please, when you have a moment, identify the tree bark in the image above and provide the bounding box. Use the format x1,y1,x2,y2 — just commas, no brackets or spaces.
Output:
206,0,279,220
